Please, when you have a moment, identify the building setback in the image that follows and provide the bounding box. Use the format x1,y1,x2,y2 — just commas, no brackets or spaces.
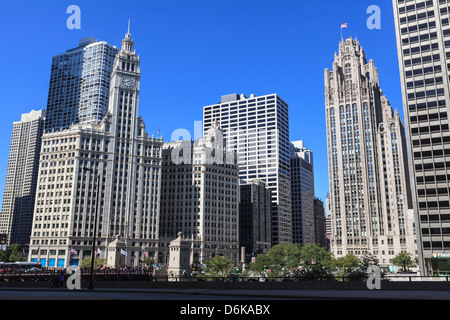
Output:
28,30,163,268
393,0,450,276
159,123,240,264
325,37,416,269
203,93,292,245
0,110,46,247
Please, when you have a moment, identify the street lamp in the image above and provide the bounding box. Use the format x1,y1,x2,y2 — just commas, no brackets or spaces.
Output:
83,167,100,290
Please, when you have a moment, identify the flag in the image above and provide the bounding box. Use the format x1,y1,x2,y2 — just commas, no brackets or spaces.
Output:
157,129,161,135
34,246,40,255
142,249,148,257
120,249,127,256
70,248,78,255
96,248,103,256
341,23,348,28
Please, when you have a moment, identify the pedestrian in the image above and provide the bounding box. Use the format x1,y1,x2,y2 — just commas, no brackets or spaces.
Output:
58,272,65,287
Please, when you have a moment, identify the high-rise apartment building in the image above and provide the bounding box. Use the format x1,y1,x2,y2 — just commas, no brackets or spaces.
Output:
159,123,240,264
203,93,292,245
393,0,450,275
0,110,46,247
45,37,119,132
325,37,416,268
290,141,315,245
29,30,163,268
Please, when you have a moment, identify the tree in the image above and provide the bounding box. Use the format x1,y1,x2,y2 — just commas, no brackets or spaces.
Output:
0,244,26,262
333,254,361,280
80,257,106,268
299,244,334,270
392,252,416,273
199,255,234,279
249,243,303,278
250,243,334,279
250,252,278,277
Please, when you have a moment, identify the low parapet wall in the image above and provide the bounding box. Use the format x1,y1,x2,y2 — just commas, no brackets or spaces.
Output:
1,279,450,291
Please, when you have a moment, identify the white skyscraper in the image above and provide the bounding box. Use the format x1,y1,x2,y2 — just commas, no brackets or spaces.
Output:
325,37,416,268
29,30,163,268
160,123,240,264
203,93,292,245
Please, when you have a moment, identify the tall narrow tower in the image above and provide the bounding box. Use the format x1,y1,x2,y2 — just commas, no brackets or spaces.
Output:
325,37,416,268
0,110,46,247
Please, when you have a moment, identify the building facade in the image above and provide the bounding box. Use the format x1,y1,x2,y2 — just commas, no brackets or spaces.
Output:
393,0,450,275
325,193,332,251
28,30,163,268
203,93,292,245
290,142,315,246
0,110,46,247
159,123,240,264
314,198,327,248
325,37,416,269
239,179,272,262
45,37,119,132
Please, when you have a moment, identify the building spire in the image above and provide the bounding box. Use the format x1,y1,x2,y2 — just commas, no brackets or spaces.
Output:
121,19,134,52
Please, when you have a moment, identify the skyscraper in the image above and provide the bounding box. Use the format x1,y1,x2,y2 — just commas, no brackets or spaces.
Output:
392,0,450,275
239,179,272,262
0,110,46,247
29,30,163,268
290,141,315,245
325,37,416,268
45,37,119,132
203,93,292,245
160,123,240,264
314,198,327,248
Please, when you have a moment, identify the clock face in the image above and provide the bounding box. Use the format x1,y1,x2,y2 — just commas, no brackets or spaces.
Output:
121,76,134,89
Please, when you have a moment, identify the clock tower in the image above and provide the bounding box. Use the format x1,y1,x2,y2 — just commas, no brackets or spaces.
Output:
103,27,163,254
108,28,141,126
29,27,163,268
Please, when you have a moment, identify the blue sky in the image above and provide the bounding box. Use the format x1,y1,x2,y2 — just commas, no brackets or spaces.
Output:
0,0,402,204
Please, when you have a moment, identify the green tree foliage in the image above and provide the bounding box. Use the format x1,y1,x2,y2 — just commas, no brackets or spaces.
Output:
299,244,334,270
392,252,416,273
333,254,361,279
80,257,106,268
0,244,26,262
250,243,333,278
198,255,234,280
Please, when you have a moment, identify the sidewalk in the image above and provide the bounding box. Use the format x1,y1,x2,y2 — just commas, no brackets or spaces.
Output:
1,286,450,300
